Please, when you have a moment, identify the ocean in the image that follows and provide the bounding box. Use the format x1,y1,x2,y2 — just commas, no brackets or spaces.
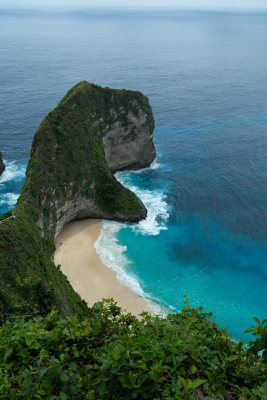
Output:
0,8,267,339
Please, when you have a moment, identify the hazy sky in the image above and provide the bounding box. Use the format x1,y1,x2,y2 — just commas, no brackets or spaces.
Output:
1,0,267,10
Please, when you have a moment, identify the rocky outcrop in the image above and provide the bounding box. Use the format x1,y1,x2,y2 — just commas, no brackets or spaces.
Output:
0,152,5,177
17,82,156,237
102,100,156,171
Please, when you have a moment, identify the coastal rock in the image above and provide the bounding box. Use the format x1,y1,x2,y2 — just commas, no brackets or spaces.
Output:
102,101,156,171
54,197,146,238
0,152,5,177
18,82,155,237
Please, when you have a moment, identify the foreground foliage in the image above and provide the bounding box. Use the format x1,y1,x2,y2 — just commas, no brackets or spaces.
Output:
0,299,266,400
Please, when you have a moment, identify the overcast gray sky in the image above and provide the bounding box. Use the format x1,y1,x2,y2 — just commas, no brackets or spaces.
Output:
1,0,267,10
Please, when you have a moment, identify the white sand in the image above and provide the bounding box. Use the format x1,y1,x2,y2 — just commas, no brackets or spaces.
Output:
54,219,151,316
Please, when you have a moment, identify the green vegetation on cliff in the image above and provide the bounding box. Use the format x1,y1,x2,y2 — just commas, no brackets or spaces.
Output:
0,211,88,321
18,81,152,232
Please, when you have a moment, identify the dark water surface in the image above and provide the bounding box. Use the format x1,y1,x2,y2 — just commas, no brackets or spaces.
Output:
0,9,267,338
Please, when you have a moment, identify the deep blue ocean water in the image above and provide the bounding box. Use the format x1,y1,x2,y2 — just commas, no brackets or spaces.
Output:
0,9,267,339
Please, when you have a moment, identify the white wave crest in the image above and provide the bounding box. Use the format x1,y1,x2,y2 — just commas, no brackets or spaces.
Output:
0,160,26,184
127,158,160,175
0,193,19,207
149,159,160,170
115,171,169,236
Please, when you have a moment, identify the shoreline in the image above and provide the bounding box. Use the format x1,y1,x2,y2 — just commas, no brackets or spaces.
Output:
54,219,152,316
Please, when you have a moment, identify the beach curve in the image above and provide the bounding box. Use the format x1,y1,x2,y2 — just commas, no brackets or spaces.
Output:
54,219,152,316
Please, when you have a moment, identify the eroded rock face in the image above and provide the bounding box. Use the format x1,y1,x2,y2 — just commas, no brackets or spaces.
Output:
54,197,146,238
103,102,156,171
0,152,5,177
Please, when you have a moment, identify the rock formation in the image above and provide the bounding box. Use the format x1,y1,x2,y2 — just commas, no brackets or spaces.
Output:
102,99,155,171
0,152,5,177
0,82,156,317
18,81,156,237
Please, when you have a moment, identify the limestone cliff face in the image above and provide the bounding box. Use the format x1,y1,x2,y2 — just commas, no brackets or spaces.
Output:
102,100,156,171
18,82,156,237
0,152,5,177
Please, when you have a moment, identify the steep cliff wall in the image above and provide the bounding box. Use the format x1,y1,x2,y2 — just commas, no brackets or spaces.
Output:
0,82,156,319
102,96,155,171
0,152,5,177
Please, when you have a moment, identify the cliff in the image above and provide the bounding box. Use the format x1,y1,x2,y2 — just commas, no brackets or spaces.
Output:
18,81,155,237
0,82,155,320
0,152,5,176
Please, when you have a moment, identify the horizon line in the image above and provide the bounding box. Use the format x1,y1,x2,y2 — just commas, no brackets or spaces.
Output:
1,5,267,13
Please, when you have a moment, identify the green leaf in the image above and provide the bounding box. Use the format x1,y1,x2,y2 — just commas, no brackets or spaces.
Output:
226,355,238,362
191,379,208,389
112,346,120,361
36,389,46,396
128,372,137,387
252,317,260,325
191,365,198,374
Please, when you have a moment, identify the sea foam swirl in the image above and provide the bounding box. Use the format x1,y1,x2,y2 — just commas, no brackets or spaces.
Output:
116,160,169,236
0,160,26,210
0,193,20,208
0,160,26,184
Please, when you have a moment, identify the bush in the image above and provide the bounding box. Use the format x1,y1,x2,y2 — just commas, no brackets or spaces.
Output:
0,299,266,400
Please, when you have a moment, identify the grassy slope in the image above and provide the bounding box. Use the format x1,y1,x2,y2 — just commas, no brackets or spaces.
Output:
0,82,154,321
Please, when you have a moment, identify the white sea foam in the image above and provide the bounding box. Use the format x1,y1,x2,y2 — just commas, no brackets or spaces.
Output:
0,161,26,210
0,193,20,207
94,160,170,315
149,159,160,170
116,169,169,236
129,158,160,174
0,160,26,184
94,220,146,298
94,221,168,315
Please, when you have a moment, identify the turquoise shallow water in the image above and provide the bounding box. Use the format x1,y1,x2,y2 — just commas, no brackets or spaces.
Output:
0,9,267,339
116,162,267,340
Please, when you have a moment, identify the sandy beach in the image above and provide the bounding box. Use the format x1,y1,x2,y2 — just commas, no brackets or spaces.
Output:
54,219,151,316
